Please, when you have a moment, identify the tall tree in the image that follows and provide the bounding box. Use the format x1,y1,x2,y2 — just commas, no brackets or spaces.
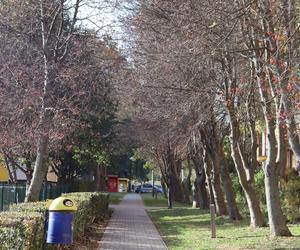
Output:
0,0,123,201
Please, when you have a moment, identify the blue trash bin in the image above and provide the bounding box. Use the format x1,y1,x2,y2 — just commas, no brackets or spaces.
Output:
46,197,77,245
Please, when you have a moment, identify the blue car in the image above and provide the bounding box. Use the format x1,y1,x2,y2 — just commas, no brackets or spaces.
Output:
154,185,163,193
136,183,163,193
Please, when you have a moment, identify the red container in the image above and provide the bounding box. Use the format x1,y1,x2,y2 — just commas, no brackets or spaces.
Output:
107,175,118,192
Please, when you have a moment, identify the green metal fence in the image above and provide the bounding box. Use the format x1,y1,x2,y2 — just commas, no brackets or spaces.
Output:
0,183,70,211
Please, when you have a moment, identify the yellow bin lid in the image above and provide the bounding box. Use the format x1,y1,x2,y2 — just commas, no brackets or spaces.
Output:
49,197,77,212
46,199,53,209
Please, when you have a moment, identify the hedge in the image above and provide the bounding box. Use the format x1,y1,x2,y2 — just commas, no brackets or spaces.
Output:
61,192,109,238
0,211,44,250
0,192,109,250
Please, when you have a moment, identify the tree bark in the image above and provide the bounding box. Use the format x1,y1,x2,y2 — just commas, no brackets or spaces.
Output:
228,109,265,227
169,171,185,203
167,186,172,209
201,124,242,220
262,118,291,236
219,147,242,220
193,164,209,209
280,0,300,173
26,1,51,202
192,156,209,209
25,134,49,201
161,178,168,198
182,158,192,203
166,146,185,203
167,165,173,209
254,55,291,235
237,0,291,233
264,162,292,236
204,150,227,216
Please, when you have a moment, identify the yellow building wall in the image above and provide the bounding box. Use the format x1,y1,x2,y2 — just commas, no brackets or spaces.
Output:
0,164,9,182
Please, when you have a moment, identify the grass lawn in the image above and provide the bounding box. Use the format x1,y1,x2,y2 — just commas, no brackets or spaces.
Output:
144,196,300,250
108,192,126,205
141,193,190,208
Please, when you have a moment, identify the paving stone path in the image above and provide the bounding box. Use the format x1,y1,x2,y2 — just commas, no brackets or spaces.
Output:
98,193,168,250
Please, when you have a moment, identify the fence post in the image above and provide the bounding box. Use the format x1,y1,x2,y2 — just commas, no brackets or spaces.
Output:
1,183,4,211
210,204,216,238
44,182,48,201
49,183,52,199
14,183,17,203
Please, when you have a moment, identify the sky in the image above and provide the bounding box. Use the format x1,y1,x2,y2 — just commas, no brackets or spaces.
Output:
77,1,123,38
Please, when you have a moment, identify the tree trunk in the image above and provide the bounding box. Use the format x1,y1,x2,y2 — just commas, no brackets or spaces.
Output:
25,134,49,202
252,52,291,234
210,167,227,216
4,156,16,184
230,143,266,227
207,175,215,206
282,101,300,172
232,146,265,226
161,179,168,198
200,127,229,216
203,125,242,219
263,118,291,236
182,179,191,203
204,151,227,216
166,148,185,203
194,173,209,209
219,147,242,220
192,181,200,208
280,0,300,173
167,166,173,209
264,163,292,236
228,107,265,227
25,157,33,187
169,172,185,203
200,177,209,209
182,158,192,203
25,0,52,202
167,186,172,209
203,158,215,206
191,155,209,209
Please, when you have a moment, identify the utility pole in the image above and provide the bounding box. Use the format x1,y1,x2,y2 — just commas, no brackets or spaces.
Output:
152,169,154,198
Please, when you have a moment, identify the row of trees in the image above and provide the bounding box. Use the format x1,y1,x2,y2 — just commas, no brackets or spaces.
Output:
123,0,300,237
0,1,124,200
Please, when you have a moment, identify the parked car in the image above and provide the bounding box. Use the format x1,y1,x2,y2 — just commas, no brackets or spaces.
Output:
140,183,153,193
134,185,141,193
137,183,163,193
154,185,163,193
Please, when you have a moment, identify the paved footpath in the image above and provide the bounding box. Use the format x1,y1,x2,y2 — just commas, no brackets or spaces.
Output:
98,193,168,250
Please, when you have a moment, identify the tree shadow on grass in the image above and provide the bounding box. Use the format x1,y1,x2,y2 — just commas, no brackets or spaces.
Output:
148,208,269,249
149,207,251,228
148,207,300,249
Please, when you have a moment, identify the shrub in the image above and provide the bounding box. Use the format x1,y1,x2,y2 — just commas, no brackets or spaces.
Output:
252,169,300,222
61,192,109,238
0,192,109,250
254,168,266,206
281,173,300,223
68,181,94,192
230,173,245,203
0,211,44,250
9,201,47,213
